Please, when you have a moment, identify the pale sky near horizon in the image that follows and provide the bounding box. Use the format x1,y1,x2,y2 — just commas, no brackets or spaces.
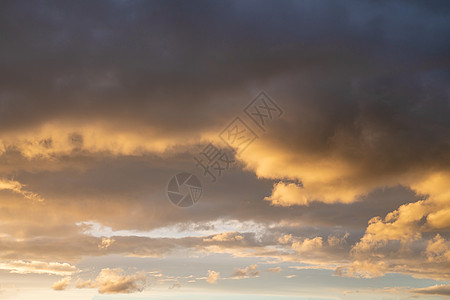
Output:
0,0,449,299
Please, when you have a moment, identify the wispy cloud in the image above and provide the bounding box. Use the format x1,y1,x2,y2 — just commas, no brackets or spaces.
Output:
0,178,43,202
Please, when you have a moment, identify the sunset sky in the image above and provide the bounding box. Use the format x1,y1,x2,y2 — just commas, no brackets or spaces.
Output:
0,1,449,299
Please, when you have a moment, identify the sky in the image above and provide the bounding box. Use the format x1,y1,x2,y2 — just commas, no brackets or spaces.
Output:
0,0,449,299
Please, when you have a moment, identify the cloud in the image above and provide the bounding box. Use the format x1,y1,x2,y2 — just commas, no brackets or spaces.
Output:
292,237,323,253
96,268,147,294
0,260,77,276
334,261,388,279
425,234,450,263
75,278,96,289
265,182,309,206
0,0,448,292
342,173,450,280
412,285,450,296
98,237,115,249
267,267,281,273
232,265,260,278
52,277,71,291
75,269,148,294
327,233,349,248
244,144,372,206
0,122,207,159
203,232,244,242
278,234,293,245
206,270,220,284
0,178,43,202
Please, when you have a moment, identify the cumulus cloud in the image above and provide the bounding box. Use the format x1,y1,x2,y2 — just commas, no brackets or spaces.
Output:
327,233,349,248
96,268,147,294
278,234,293,245
75,278,96,289
52,277,71,291
98,237,115,249
425,234,450,263
343,173,450,280
206,270,220,284
232,265,260,278
75,269,148,294
292,237,323,253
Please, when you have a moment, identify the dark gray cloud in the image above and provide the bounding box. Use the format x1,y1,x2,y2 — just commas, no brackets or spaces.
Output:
0,0,448,187
0,0,448,136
